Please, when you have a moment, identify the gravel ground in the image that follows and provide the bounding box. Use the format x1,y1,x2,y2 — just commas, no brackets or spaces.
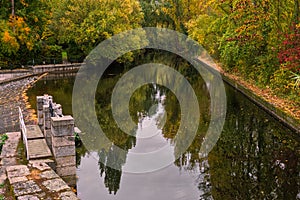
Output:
0,77,37,133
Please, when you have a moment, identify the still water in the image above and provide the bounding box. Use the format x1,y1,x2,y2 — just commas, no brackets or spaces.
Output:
27,54,300,200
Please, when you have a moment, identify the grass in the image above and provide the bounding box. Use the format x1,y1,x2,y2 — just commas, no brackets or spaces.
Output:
0,134,8,154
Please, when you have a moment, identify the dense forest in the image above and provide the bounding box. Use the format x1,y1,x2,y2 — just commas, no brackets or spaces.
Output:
0,0,299,103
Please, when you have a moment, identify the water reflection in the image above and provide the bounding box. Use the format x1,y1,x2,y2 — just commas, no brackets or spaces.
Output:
77,151,205,200
26,52,300,199
78,85,206,198
98,149,122,194
123,89,175,172
208,86,300,199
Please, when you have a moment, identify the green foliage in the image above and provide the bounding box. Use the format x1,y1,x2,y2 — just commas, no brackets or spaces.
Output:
0,134,8,153
270,68,300,104
153,0,298,95
0,183,5,200
0,0,299,105
74,131,82,147
51,0,144,56
271,68,294,94
290,71,300,89
180,0,299,102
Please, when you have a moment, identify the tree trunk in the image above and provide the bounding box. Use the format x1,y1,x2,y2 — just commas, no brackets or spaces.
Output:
295,0,299,23
11,0,15,16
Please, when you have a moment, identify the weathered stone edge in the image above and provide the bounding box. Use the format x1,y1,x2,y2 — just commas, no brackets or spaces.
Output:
195,58,300,134
0,73,39,85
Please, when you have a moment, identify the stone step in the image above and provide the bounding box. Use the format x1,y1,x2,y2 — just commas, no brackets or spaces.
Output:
26,125,44,140
27,139,52,160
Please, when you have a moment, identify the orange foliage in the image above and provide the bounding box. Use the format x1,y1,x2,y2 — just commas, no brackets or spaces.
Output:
2,30,20,50
2,31,13,43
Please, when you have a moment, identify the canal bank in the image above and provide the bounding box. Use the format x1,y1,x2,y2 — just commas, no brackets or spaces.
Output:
0,63,81,85
197,58,300,135
0,76,38,133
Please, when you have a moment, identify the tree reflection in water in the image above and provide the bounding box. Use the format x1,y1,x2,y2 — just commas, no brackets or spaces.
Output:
26,51,300,199
98,148,122,195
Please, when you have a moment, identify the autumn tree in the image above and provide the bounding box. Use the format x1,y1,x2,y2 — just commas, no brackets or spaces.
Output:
50,0,144,56
0,0,52,66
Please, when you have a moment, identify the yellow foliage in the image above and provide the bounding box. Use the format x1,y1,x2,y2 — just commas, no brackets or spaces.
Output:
9,16,27,29
26,41,33,50
24,27,31,34
2,30,19,50
20,0,29,7
121,0,133,14
3,31,12,43
16,17,25,28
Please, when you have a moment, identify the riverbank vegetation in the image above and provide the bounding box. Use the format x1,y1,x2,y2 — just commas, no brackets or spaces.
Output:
0,0,299,117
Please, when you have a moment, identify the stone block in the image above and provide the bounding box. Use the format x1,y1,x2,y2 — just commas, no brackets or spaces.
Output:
43,105,51,129
1,132,21,159
53,103,63,116
43,105,50,115
9,176,28,184
51,116,74,127
42,178,70,192
13,180,42,197
52,145,75,158
44,129,52,147
59,191,79,200
0,157,17,166
37,110,43,126
6,132,21,142
37,107,43,114
36,96,44,111
52,136,75,147
44,121,51,130
55,156,76,167
18,195,40,200
51,125,74,137
56,165,76,177
1,140,19,157
0,167,7,184
27,139,52,159
60,175,77,188
29,161,52,171
40,169,59,179
6,165,30,178
44,95,53,105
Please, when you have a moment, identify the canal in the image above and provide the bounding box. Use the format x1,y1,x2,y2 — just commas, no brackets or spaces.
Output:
26,52,300,200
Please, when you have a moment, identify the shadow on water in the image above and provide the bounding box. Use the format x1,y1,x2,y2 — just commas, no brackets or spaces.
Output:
26,50,300,200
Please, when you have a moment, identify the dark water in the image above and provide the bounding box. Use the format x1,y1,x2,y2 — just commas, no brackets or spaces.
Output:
27,54,300,200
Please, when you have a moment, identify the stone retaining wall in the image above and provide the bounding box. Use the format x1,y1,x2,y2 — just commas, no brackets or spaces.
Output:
32,63,81,74
37,95,76,186
196,58,300,134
